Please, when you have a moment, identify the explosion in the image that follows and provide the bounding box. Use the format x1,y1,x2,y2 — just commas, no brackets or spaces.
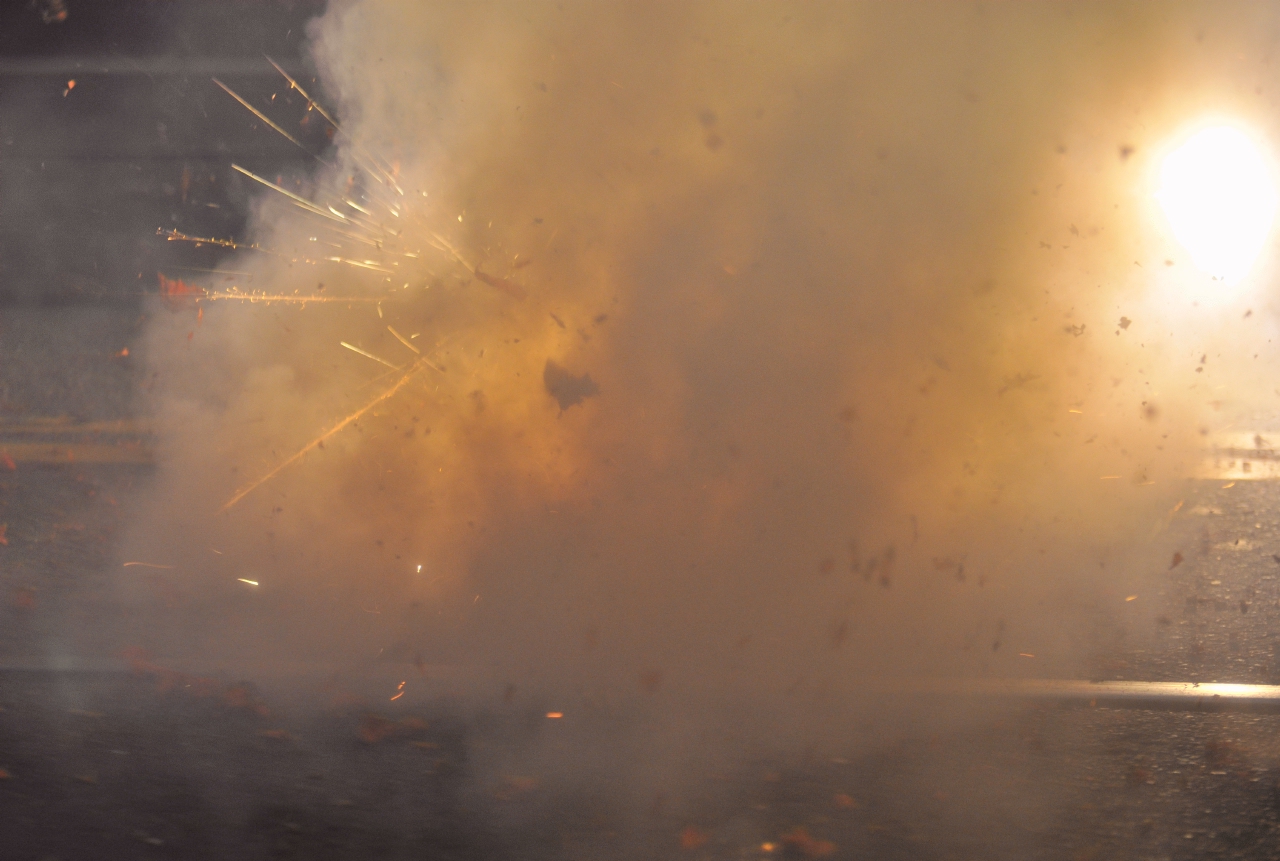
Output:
118,1,1277,740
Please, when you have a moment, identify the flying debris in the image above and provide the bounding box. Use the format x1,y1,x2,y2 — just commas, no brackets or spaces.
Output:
543,360,599,411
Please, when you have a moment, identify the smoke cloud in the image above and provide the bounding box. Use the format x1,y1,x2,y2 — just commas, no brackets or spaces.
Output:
113,0,1280,803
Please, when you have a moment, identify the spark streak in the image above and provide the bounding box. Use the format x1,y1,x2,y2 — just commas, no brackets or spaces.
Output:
325,256,393,273
265,55,403,194
220,358,433,512
387,326,420,354
159,228,260,252
213,78,311,153
231,164,346,223
203,291,384,304
340,341,398,369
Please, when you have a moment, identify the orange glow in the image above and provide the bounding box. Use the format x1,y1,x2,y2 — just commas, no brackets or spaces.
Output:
545,712,563,719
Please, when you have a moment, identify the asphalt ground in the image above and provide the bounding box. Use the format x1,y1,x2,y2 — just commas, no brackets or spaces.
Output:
6,307,1280,859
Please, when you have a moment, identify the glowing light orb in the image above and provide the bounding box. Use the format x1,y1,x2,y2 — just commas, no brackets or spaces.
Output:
1155,125,1277,282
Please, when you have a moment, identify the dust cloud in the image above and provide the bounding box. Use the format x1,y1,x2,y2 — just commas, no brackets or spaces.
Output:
117,0,1280,778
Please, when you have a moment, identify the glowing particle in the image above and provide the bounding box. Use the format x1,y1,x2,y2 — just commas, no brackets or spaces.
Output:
1019,652,1035,657
340,341,397,369
122,562,175,569
237,578,259,587
1125,595,1137,601
416,564,422,573
546,712,563,719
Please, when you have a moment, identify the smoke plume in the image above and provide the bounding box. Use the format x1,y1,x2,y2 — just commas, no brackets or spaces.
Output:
116,0,1280,785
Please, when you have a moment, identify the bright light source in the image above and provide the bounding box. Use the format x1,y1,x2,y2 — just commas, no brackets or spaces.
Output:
1155,125,1277,282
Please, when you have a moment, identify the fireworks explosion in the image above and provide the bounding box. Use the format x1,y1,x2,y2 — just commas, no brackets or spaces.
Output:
116,0,1273,738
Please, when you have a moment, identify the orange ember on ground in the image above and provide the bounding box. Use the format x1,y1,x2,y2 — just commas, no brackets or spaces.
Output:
780,826,837,858
680,826,709,850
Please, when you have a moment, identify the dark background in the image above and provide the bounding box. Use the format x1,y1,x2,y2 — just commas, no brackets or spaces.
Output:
0,0,325,307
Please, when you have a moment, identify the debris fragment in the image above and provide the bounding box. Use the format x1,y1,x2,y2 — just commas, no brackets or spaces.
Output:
475,268,527,300
543,360,599,411
1170,551,1183,570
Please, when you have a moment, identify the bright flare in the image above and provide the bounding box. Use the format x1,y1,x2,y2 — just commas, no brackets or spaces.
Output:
1156,125,1277,282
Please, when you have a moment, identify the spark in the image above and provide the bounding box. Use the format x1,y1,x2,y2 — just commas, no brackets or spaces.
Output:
231,164,346,224
387,326,420,354
1125,595,1138,602
122,561,175,569
213,78,311,154
325,256,392,273
265,56,339,129
238,578,259,586
220,357,434,511
158,228,261,252
340,341,399,369
265,55,403,194
390,680,406,701
545,712,563,719
428,232,475,272
168,266,254,276
204,290,383,304
416,564,422,573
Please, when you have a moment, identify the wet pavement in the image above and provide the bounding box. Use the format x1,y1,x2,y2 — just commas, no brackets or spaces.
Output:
3,306,1280,859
